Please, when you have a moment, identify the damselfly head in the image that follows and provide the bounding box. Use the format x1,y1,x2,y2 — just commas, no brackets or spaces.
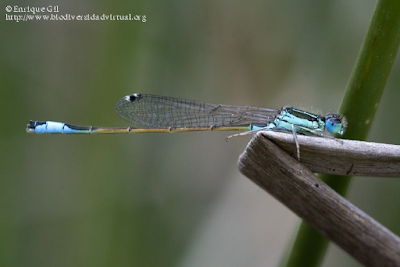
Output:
325,113,347,135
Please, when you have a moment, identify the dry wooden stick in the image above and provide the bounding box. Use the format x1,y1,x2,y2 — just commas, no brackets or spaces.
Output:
238,132,400,267
259,131,400,177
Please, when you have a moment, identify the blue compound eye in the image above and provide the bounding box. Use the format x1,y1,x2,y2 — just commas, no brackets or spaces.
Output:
325,115,346,135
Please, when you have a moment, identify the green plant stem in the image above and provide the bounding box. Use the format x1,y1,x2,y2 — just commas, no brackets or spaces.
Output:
284,0,400,266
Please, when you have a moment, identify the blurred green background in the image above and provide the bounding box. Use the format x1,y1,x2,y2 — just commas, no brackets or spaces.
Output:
2,0,400,266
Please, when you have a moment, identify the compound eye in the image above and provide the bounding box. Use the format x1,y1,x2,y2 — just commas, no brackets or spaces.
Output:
326,117,344,135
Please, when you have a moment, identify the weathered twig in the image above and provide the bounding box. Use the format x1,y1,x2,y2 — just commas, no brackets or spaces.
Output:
238,132,400,267
259,131,400,177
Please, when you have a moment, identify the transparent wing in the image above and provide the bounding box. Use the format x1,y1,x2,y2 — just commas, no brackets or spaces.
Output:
115,94,279,129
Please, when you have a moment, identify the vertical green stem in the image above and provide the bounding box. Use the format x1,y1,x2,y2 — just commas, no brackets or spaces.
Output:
284,0,400,266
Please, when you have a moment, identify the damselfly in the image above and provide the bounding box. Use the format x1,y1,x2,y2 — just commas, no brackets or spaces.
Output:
27,93,346,159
